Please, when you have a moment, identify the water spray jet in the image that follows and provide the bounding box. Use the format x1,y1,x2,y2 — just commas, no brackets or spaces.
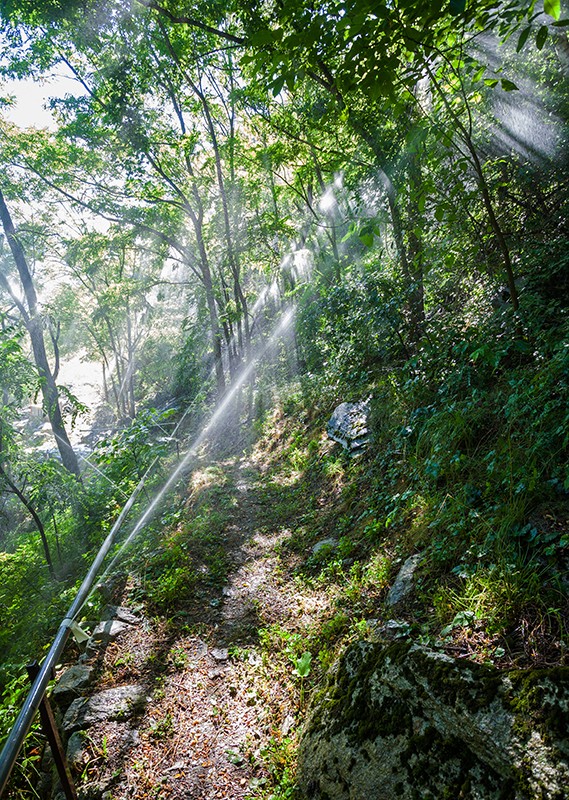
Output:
95,305,296,584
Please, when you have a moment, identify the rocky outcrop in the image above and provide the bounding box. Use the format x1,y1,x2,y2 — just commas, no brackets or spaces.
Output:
298,639,569,799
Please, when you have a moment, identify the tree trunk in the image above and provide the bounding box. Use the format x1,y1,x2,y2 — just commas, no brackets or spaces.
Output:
425,67,520,313
346,112,425,340
0,463,56,579
406,144,426,340
0,188,81,477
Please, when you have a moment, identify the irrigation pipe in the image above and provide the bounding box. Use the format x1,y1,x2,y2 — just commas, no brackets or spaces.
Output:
0,460,155,797
0,300,296,795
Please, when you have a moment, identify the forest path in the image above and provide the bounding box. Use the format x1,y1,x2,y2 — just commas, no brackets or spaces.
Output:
75,436,334,800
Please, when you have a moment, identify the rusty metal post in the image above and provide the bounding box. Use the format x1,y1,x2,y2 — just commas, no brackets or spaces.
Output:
26,663,77,800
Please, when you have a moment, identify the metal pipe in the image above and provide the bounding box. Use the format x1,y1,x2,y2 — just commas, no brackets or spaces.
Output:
0,465,153,796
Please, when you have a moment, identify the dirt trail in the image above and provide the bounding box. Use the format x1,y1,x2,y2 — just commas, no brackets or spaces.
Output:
72,447,331,800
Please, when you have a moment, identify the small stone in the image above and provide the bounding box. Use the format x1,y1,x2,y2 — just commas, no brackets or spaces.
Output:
102,605,141,625
211,648,229,662
208,668,227,679
371,619,412,642
165,760,185,773
386,553,423,607
281,713,296,736
312,538,338,556
90,619,130,643
191,639,209,660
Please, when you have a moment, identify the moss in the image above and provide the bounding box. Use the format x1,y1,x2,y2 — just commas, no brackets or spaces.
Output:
406,646,504,713
302,639,569,799
309,641,414,744
506,666,569,742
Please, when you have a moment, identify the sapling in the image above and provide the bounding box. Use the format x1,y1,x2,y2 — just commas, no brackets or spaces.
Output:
292,651,312,708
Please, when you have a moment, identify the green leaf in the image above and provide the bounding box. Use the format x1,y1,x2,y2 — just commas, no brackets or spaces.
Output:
501,79,518,92
250,29,277,47
544,0,561,20
293,652,312,678
484,78,499,88
271,75,286,96
449,0,467,16
516,26,532,52
341,222,356,242
536,25,548,49
358,232,374,248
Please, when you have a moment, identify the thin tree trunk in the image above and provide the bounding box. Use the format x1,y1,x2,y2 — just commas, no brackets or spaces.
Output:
0,189,80,477
0,464,56,579
426,67,520,312
406,145,426,339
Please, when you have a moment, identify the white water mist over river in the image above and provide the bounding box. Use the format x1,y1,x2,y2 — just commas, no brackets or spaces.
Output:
20,350,107,456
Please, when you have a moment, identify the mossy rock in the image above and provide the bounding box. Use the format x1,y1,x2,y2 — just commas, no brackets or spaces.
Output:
298,640,569,799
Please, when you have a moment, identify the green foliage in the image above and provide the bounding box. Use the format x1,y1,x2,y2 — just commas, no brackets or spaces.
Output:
172,323,214,407
291,651,311,678
129,478,233,614
94,407,176,489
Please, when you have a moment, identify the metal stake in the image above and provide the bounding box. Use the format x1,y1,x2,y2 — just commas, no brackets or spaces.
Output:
26,662,77,800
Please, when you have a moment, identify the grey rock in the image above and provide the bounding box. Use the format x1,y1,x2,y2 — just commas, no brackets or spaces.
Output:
327,400,370,451
52,664,93,706
386,553,422,606
84,605,142,655
191,639,209,661
298,640,569,800
89,619,130,644
370,619,411,641
311,538,338,556
63,684,146,733
211,648,229,662
102,605,142,626
66,731,87,769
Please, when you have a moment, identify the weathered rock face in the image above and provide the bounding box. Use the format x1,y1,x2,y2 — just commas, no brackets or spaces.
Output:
298,640,569,800
326,401,370,451
63,685,146,733
385,553,423,607
52,664,93,706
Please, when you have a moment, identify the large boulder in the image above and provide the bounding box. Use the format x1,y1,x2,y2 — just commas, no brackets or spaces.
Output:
298,639,569,799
